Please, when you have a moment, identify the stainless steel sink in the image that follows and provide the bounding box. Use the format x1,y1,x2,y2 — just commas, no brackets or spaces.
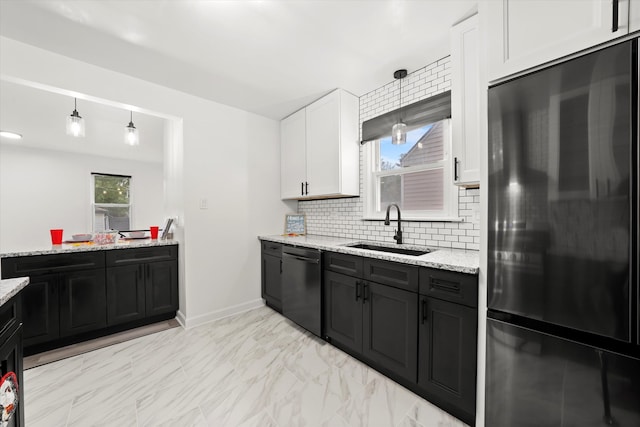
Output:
345,243,432,256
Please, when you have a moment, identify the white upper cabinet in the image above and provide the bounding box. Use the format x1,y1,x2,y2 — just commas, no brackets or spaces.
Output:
487,0,631,82
280,108,307,199
280,89,359,200
451,14,481,187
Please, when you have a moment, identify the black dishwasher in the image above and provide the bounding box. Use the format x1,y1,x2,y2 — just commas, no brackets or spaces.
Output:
281,246,322,337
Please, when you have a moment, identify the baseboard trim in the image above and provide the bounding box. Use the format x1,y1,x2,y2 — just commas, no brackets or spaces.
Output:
180,299,265,329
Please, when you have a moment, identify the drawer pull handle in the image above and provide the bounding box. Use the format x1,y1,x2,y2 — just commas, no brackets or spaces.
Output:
612,0,619,32
355,281,362,301
363,283,370,302
430,278,460,294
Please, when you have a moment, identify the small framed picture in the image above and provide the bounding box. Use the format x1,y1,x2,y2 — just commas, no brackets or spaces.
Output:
284,214,306,235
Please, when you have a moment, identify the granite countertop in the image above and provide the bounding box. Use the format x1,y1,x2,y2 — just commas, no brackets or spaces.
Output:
259,234,479,274
0,277,29,306
0,239,178,259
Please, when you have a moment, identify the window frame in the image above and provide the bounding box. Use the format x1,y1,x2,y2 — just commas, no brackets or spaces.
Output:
362,118,460,221
91,173,133,232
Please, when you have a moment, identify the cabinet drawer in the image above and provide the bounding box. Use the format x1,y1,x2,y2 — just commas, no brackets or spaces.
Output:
363,259,418,293
0,293,21,342
419,268,477,308
1,252,105,278
261,241,282,257
323,252,363,277
106,245,177,267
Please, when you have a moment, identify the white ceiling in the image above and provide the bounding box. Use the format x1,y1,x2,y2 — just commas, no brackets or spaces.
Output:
0,0,477,121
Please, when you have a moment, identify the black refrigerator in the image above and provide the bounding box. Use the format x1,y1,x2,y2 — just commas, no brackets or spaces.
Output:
487,38,640,426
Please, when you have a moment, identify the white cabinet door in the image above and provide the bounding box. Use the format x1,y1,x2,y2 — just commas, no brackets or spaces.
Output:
631,0,640,32
451,14,480,187
280,108,306,199
487,0,630,82
306,90,341,197
281,89,359,200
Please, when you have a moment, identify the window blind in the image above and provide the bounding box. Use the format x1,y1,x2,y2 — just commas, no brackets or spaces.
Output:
361,91,451,144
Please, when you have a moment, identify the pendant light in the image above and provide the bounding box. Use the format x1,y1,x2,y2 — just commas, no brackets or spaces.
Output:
66,98,85,137
125,111,139,146
391,69,408,145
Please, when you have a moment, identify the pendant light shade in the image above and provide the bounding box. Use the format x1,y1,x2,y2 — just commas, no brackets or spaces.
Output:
391,69,408,145
66,98,85,137
391,122,407,145
125,111,139,146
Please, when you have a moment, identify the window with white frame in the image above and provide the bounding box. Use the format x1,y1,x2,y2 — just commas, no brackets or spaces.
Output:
363,118,459,221
92,173,132,232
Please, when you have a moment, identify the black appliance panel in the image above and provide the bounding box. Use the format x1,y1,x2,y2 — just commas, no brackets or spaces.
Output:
486,318,640,427
488,40,634,342
281,246,322,337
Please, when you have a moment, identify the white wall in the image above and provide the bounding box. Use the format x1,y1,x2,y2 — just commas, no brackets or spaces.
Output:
0,144,164,251
0,36,291,327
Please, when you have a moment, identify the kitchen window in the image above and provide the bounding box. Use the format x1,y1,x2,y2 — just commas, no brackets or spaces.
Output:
91,173,132,232
363,118,458,221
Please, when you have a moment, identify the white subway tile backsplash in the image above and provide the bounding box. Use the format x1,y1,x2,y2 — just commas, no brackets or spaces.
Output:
298,55,480,251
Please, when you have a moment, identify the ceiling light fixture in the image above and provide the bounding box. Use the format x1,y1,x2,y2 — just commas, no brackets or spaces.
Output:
66,98,85,137
125,111,139,146
391,69,408,145
0,131,22,140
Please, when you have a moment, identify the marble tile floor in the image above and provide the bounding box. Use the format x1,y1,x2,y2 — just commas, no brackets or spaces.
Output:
24,305,469,427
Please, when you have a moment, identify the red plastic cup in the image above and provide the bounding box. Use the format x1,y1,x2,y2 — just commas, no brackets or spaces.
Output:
150,226,159,239
50,229,63,245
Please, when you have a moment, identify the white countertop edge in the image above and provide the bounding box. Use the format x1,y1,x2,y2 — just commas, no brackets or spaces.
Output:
0,277,29,307
259,234,479,274
1,239,179,259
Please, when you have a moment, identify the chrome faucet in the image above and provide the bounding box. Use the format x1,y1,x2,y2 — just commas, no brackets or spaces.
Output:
384,203,403,244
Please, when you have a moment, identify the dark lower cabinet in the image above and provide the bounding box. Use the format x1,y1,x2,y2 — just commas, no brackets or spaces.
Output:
59,269,107,336
418,267,478,426
2,244,179,355
261,242,282,312
106,265,146,325
0,293,24,427
0,327,24,427
324,269,418,383
145,260,178,316
324,270,362,354
318,250,480,427
106,250,179,323
418,296,477,422
363,282,418,383
23,269,107,344
21,274,59,347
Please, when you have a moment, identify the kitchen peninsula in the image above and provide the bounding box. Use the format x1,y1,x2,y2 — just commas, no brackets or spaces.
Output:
1,240,179,356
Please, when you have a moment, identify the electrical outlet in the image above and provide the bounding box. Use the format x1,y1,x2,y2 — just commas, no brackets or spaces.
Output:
199,198,208,209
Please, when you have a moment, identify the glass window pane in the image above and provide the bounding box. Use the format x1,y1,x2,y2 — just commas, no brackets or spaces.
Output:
94,206,130,232
378,120,445,171
379,175,402,207
402,169,443,210
94,175,130,204
378,169,443,211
